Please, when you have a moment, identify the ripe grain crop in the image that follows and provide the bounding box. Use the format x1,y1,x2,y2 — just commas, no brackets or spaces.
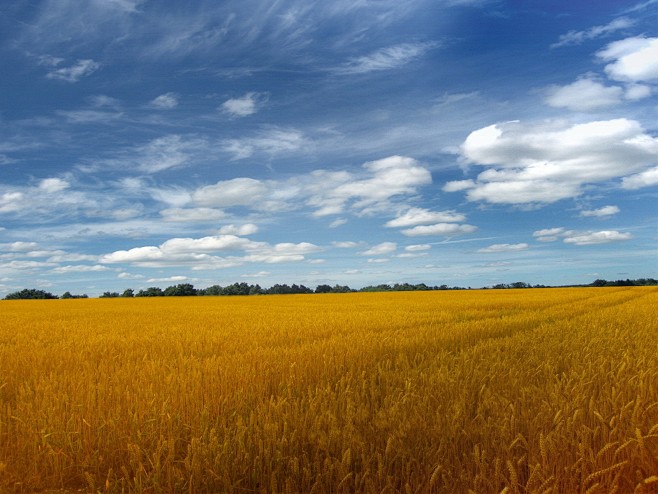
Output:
0,287,656,493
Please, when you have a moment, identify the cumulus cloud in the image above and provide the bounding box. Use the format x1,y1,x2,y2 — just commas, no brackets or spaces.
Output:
38,178,70,193
543,77,624,111
533,227,633,245
622,167,658,189
477,243,529,253
533,227,567,242
405,244,431,252
334,42,437,75
221,92,267,117
51,264,109,273
563,230,633,245
385,207,466,228
361,242,397,256
100,234,320,268
598,36,658,83
625,84,652,100
218,223,259,236
160,208,226,222
401,223,477,237
148,276,190,283
46,59,100,82
306,156,432,216
445,119,658,204
6,241,39,252
191,155,432,217
551,17,634,48
193,178,268,208
332,241,360,248
241,271,270,278
150,93,179,109
580,205,619,217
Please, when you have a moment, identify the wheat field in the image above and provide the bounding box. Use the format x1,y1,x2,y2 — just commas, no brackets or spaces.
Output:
0,287,657,493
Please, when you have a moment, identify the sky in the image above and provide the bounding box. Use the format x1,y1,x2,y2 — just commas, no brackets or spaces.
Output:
0,0,657,296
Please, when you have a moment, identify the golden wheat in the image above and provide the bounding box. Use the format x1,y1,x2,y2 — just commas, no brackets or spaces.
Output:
0,287,656,492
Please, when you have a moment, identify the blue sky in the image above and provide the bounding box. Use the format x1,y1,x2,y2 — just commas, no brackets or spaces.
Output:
0,0,657,296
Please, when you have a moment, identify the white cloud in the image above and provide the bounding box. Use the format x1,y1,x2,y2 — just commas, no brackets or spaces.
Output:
334,42,437,75
100,234,320,268
361,242,397,256
622,167,658,189
118,272,144,279
218,223,259,236
150,93,179,109
385,207,466,228
38,178,70,193
329,218,347,228
136,135,207,173
625,84,652,100
160,208,226,222
405,244,431,252
241,271,270,278
598,36,658,83
243,242,322,264
533,227,566,242
221,92,266,117
533,227,633,245
308,156,432,216
0,178,108,220
51,264,110,273
580,205,619,217
332,241,360,248
0,192,25,214
446,119,658,205
7,241,39,252
193,178,268,208
543,77,624,111
160,235,258,254
147,276,189,283
551,17,634,48
401,223,477,237
477,243,529,253
222,127,306,160
190,154,432,217
46,59,100,82
563,230,633,245
147,187,192,207
442,179,475,192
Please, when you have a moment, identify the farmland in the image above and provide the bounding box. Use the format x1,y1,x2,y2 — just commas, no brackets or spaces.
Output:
0,287,657,493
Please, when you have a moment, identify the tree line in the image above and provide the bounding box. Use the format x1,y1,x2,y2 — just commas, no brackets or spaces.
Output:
3,278,656,300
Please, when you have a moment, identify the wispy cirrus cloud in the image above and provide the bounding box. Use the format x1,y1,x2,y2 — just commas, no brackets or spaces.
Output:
222,127,306,160
551,17,635,48
45,59,100,82
333,42,437,75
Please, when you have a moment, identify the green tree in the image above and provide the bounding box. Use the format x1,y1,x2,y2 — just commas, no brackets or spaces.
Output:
4,289,58,300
